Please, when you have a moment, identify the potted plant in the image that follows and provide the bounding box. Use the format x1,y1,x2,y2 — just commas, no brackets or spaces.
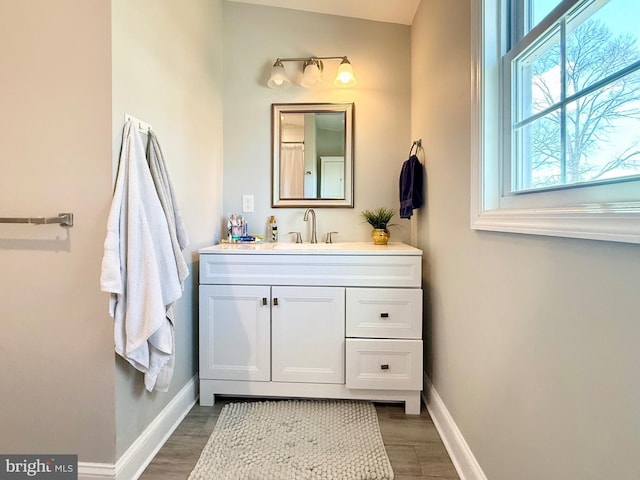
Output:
361,207,396,245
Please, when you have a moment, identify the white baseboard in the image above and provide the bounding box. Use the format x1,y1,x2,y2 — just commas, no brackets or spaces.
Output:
78,374,199,480
77,462,115,480
423,373,488,480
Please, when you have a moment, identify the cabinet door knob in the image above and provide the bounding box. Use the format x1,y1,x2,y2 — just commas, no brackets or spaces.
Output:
380,364,390,370
262,297,267,306
380,312,389,318
273,297,279,306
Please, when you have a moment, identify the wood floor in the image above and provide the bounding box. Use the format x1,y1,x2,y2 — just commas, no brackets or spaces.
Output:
140,396,459,480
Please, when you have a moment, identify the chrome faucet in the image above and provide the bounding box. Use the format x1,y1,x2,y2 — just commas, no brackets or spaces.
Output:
303,208,317,243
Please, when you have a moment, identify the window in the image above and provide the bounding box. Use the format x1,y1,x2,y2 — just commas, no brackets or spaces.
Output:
471,0,640,243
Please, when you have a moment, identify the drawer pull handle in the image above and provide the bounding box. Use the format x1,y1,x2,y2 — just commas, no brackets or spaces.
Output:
380,364,390,370
380,312,389,318
273,297,279,306
262,297,267,306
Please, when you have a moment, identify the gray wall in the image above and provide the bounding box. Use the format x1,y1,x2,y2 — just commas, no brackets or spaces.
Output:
412,1,640,479
0,0,115,462
0,0,224,465
221,2,412,244
111,0,224,458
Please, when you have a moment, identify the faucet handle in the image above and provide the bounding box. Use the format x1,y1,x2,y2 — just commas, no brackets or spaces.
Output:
325,231,338,244
288,231,303,243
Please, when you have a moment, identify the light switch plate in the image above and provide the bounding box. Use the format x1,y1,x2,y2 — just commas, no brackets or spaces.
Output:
242,194,254,213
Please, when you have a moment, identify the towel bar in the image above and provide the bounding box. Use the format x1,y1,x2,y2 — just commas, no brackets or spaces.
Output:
0,213,74,227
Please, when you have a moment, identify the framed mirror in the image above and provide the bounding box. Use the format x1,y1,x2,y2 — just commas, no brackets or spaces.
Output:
272,102,354,207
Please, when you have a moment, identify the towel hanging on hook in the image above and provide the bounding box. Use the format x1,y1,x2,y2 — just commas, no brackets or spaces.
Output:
400,139,424,219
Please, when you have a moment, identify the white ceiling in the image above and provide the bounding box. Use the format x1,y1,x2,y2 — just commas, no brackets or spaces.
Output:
226,0,421,25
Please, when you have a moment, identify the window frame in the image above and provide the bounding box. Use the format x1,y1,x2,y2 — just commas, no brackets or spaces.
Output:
471,0,640,244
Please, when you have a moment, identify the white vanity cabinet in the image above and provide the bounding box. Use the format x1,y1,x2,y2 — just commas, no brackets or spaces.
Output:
198,242,424,414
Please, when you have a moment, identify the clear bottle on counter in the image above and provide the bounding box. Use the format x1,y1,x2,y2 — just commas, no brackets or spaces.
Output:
269,215,278,242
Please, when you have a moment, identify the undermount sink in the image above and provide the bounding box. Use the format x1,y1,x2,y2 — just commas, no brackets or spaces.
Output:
273,242,346,250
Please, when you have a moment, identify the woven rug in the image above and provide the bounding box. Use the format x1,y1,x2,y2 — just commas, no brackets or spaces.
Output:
188,399,394,480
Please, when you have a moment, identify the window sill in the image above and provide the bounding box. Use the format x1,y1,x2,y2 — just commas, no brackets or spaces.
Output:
471,202,640,244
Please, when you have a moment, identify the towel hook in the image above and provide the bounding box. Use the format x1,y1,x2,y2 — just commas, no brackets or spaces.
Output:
124,113,153,134
409,138,422,156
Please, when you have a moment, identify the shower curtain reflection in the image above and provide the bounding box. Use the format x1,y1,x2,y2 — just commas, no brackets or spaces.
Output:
280,143,305,199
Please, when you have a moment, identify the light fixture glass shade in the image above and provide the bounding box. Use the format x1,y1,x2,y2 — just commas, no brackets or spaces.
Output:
301,60,323,88
267,60,291,88
333,58,357,87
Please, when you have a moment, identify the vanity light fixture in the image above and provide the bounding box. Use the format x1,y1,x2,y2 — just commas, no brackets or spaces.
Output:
267,56,357,89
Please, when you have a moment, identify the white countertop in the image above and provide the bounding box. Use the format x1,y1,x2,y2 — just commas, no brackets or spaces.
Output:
199,241,422,256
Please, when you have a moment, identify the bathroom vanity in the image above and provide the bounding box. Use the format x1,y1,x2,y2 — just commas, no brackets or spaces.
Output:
198,242,424,414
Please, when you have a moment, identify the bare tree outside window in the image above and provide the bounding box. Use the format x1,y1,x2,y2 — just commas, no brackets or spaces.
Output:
524,19,640,189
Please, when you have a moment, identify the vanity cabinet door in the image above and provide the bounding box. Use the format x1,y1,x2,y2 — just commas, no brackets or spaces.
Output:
271,286,345,384
199,285,271,381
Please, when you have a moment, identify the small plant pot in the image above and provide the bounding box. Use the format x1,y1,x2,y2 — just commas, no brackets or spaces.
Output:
371,228,390,245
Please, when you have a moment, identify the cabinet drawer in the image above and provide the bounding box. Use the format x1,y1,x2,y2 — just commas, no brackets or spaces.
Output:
346,288,422,339
346,339,422,391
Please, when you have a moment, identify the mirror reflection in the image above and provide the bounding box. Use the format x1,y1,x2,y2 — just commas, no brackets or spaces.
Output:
272,103,353,208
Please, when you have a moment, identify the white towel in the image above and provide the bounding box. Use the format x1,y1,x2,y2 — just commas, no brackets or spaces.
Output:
100,121,182,392
146,130,190,392
147,130,189,287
